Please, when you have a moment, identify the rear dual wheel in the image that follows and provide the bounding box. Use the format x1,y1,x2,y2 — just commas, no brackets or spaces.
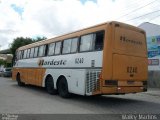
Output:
46,76,57,95
58,77,71,98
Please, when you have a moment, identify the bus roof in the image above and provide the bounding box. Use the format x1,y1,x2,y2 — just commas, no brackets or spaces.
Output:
17,21,145,51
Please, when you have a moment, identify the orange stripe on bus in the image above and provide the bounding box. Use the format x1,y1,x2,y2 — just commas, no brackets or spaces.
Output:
12,68,46,87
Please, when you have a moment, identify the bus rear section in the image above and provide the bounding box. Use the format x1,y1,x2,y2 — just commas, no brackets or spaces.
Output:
101,22,148,95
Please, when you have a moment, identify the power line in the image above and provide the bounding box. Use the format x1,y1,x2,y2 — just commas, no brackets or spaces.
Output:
118,0,144,12
116,0,158,20
149,14,160,21
125,9,160,21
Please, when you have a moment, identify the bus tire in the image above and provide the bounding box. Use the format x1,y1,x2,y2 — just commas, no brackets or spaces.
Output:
16,74,25,86
58,77,71,98
45,76,57,95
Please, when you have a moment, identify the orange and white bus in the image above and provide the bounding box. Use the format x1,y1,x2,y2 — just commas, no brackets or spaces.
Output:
12,21,148,98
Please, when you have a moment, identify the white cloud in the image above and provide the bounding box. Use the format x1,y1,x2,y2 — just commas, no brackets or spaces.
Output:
0,0,160,50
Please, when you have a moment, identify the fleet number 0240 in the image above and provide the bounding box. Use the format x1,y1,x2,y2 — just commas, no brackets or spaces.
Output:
75,58,84,64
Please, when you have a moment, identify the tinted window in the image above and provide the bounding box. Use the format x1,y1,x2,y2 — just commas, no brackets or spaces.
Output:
18,51,21,60
48,43,55,55
34,47,38,57
44,44,49,56
26,49,30,58
5,68,11,71
30,48,34,58
55,42,61,55
17,51,20,60
20,50,24,59
62,39,71,54
95,31,104,50
80,34,95,52
71,38,78,53
38,45,44,57
23,49,27,59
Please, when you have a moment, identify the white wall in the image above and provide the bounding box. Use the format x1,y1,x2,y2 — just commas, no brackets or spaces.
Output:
138,22,160,36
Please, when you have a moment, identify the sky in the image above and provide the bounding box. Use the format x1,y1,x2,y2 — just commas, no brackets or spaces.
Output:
0,0,160,50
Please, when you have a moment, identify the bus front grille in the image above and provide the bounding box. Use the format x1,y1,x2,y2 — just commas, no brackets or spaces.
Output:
86,70,101,95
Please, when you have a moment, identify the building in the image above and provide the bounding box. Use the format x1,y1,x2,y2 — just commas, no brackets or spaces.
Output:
139,22,160,88
0,54,13,71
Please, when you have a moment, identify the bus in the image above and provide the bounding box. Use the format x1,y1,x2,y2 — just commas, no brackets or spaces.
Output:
12,21,148,98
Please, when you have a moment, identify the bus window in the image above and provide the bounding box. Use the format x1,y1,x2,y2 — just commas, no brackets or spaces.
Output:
48,43,55,56
34,47,38,58
95,31,104,50
18,51,22,60
55,42,62,55
20,50,24,59
30,48,34,58
62,39,71,54
26,49,31,58
38,45,45,57
23,49,27,59
80,34,95,52
71,38,78,53
44,44,49,56
16,51,20,60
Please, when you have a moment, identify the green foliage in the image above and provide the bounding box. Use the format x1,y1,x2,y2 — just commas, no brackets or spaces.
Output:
6,63,12,67
0,59,11,67
10,37,33,56
9,36,47,67
33,36,47,42
10,36,47,56
0,59,6,65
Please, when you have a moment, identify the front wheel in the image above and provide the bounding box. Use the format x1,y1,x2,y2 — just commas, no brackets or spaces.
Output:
16,74,25,86
58,77,71,98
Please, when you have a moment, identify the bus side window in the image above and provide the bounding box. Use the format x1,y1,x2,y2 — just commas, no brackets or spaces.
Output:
30,48,34,58
34,47,38,58
16,51,19,60
71,37,78,53
95,31,104,51
18,51,21,60
62,39,71,54
23,49,27,59
44,44,49,56
55,42,62,55
26,49,31,58
20,50,24,59
38,45,45,57
80,33,95,52
48,43,55,56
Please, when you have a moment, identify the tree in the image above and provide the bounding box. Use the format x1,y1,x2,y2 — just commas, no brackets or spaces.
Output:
10,36,47,66
0,59,6,66
10,37,33,66
10,36,47,56
10,37,33,56
33,36,47,42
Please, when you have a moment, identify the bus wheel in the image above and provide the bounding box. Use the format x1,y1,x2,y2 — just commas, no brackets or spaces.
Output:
16,74,25,86
58,77,71,98
46,76,57,95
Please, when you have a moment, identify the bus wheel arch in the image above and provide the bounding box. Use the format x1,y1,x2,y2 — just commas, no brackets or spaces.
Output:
56,75,71,98
45,74,57,95
16,72,25,86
